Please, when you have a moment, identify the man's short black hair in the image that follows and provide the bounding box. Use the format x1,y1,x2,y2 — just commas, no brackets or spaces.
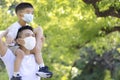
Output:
15,2,33,13
16,25,33,40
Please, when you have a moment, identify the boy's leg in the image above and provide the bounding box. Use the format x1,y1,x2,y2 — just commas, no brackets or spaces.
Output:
35,52,44,67
13,48,24,76
35,53,53,78
33,27,44,67
9,46,24,80
10,47,24,80
33,27,53,78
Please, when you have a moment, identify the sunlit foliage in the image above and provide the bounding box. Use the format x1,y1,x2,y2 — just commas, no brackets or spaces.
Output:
0,0,120,80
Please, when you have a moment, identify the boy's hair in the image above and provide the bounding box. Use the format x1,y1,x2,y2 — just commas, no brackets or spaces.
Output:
15,2,33,13
16,25,33,40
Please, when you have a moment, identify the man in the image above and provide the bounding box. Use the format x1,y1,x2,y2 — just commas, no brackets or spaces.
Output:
0,26,52,80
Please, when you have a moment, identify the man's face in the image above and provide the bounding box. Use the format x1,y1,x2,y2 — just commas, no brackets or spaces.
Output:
17,29,35,46
17,8,34,20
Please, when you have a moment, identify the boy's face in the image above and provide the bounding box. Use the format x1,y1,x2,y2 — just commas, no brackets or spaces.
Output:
17,8,34,21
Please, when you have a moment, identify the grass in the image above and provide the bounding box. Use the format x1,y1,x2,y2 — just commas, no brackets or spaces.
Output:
0,71,8,80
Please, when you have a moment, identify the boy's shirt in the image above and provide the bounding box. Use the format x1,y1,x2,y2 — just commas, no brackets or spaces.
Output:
7,21,21,40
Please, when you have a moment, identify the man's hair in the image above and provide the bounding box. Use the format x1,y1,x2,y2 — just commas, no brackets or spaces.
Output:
16,25,33,40
15,2,33,13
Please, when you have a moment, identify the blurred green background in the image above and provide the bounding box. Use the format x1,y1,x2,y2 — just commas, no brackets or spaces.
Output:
1,0,120,80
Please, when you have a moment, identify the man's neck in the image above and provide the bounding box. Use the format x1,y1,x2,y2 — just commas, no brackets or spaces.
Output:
18,20,27,26
20,47,31,55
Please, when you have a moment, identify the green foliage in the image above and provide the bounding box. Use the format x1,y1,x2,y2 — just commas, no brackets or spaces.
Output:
71,46,120,80
1,0,120,80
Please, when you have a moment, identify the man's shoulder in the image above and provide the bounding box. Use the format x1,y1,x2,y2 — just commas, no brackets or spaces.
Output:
1,48,15,62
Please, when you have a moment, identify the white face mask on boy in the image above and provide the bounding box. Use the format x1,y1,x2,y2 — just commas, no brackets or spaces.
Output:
22,13,34,23
23,36,36,50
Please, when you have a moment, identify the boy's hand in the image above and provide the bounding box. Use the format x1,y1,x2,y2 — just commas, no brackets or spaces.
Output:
6,35,14,45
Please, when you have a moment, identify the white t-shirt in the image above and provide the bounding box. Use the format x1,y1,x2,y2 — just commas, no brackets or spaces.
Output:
7,21,21,40
0,49,40,80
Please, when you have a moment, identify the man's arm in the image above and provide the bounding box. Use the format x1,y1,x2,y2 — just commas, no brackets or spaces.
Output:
33,26,45,53
31,26,45,68
6,28,15,45
0,30,8,57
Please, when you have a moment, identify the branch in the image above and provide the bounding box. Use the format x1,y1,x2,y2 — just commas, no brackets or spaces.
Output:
73,26,120,50
83,0,120,18
101,26,120,35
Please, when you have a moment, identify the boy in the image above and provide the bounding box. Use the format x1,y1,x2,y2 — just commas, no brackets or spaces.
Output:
4,2,52,80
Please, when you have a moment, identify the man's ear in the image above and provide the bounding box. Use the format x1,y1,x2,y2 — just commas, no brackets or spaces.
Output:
16,38,25,45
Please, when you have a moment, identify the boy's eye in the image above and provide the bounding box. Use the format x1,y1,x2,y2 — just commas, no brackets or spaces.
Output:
26,10,34,14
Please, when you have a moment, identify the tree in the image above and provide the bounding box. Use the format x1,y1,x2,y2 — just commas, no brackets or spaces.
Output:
1,0,120,80
71,0,120,80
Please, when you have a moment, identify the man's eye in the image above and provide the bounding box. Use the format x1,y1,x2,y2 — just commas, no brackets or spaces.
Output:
25,34,30,37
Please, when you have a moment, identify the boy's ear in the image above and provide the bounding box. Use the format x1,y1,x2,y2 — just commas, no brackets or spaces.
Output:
19,13,23,17
17,12,23,18
16,38,25,45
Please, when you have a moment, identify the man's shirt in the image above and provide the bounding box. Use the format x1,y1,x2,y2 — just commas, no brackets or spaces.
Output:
0,48,40,80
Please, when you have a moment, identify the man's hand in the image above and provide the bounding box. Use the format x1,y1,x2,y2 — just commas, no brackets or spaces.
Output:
35,26,45,44
34,26,43,37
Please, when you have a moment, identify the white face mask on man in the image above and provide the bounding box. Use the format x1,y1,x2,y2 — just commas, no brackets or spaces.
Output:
22,13,34,23
23,36,36,50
